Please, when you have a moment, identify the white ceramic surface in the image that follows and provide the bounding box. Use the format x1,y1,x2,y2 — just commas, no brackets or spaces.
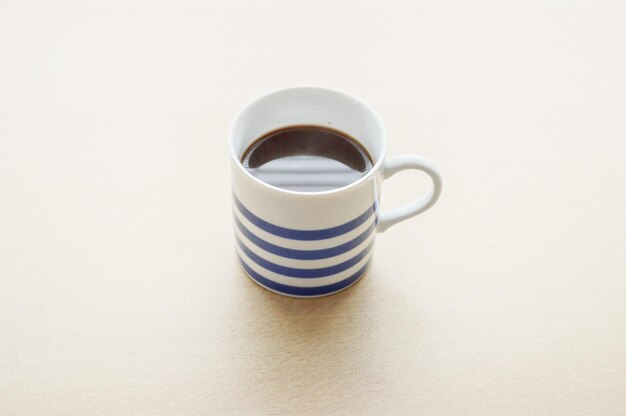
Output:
230,87,442,297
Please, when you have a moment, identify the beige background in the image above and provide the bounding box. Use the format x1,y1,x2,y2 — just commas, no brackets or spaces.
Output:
1,0,626,415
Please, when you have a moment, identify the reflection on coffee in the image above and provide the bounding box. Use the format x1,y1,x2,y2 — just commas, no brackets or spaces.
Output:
241,125,373,192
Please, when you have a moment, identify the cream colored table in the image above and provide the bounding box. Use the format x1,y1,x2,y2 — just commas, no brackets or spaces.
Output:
1,1,625,415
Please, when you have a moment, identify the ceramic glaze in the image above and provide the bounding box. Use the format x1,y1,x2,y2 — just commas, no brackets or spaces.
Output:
229,87,442,297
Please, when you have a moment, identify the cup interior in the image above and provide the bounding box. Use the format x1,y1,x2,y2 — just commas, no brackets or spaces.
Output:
230,87,387,166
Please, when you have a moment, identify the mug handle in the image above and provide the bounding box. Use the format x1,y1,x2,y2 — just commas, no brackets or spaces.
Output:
377,155,443,233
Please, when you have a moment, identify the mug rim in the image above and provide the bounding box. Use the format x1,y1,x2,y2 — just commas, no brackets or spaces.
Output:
228,85,388,196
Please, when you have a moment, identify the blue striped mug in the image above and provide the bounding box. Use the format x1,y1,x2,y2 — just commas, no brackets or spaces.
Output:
230,87,442,298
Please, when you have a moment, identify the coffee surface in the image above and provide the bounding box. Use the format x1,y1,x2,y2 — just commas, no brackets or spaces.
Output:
241,125,373,192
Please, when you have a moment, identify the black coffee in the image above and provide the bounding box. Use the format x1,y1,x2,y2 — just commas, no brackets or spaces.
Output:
241,125,373,192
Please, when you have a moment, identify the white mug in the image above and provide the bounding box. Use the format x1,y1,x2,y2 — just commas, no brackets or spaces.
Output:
229,87,442,298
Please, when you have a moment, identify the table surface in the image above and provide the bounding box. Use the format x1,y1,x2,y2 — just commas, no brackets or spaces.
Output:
2,1,626,415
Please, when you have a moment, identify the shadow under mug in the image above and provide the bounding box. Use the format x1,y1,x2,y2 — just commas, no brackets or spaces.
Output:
229,86,442,298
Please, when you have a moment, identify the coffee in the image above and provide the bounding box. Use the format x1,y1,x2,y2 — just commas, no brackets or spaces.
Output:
241,125,373,192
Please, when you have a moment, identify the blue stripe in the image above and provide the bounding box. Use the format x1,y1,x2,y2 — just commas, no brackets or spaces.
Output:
233,195,376,241
236,236,374,278
234,215,376,260
239,256,369,297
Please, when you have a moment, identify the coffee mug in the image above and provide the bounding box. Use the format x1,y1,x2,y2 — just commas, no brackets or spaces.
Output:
230,86,442,297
